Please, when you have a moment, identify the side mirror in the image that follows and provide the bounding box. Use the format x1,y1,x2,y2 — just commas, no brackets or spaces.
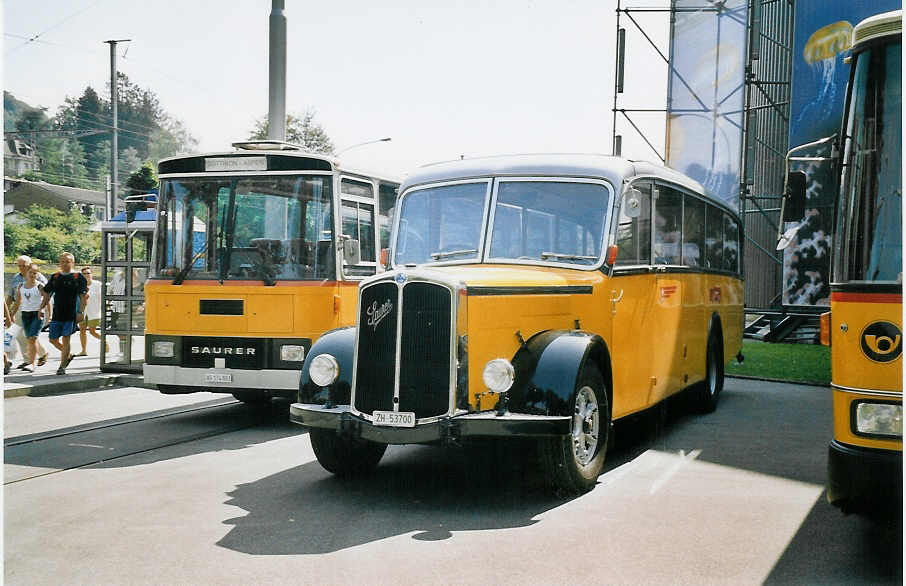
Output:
784,170,807,221
343,238,361,265
623,187,642,218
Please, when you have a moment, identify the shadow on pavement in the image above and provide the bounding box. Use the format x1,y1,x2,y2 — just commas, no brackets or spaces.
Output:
217,440,575,555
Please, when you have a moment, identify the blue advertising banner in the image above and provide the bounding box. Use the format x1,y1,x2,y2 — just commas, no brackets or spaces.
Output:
782,0,899,306
666,0,748,211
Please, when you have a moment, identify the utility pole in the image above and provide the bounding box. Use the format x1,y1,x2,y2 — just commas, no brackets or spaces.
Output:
268,0,287,141
105,39,130,220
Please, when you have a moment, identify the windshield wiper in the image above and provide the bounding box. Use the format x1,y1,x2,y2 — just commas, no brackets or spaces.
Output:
430,248,478,260
172,244,209,285
540,251,599,261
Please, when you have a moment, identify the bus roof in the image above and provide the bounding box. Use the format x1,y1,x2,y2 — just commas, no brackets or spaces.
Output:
853,10,901,49
400,153,723,209
157,144,401,184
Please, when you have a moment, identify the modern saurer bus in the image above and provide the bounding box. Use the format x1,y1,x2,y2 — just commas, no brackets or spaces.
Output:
143,141,400,403
787,10,902,515
290,154,744,493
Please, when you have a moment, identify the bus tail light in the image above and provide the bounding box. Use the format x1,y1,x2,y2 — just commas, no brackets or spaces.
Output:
820,311,831,346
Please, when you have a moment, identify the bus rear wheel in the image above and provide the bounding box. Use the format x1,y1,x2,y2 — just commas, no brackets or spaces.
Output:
309,428,387,477
696,332,724,413
542,363,610,495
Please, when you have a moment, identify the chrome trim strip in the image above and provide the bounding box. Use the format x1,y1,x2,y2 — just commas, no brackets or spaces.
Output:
466,285,593,296
832,384,903,398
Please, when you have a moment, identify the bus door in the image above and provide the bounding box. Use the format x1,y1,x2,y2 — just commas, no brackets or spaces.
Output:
611,181,665,415
648,183,688,404
337,177,379,322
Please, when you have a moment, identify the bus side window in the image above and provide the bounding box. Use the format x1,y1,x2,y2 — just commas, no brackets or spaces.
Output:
616,182,651,265
705,204,724,269
682,195,705,267
723,214,740,273
653,185,682,265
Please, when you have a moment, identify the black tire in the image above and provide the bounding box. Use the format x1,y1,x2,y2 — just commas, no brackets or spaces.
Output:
309,428,387,477
231,391,271,405
542,363,610,495
696,331,724,413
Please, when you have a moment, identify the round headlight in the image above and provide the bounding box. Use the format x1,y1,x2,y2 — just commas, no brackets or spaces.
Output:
309,354,340,387
482,358,515,393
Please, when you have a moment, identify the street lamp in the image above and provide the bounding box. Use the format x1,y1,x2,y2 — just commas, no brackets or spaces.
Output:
335,137,392,156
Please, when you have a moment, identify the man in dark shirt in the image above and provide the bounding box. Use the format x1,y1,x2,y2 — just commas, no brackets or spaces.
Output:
40,252,88,375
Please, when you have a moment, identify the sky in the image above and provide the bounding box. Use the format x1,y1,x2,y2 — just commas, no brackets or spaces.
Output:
3,0,670,179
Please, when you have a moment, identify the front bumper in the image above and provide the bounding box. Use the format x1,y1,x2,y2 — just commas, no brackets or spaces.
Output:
144,364,301,392
290,403,571,444
827,440,902,514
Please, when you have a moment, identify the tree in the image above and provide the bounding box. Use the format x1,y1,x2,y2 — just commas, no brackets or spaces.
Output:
249,109,334,154
5,204,100,263
125,162,158,195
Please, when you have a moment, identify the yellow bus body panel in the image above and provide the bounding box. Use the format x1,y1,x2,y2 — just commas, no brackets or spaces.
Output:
144,280,357,341
442,265,743,415
831,295,903,452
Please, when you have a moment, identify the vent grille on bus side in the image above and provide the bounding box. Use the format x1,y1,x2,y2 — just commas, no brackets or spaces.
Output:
354,282,398,415
353,281,453,419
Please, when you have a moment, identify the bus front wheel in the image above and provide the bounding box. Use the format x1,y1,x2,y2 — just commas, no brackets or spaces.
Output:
309,428,387,477
542,363,610,495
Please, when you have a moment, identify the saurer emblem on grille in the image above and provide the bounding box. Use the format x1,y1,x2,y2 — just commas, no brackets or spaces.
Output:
367,299,394,331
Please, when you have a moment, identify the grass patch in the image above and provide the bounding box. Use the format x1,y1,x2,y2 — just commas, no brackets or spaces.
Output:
726,339,830,385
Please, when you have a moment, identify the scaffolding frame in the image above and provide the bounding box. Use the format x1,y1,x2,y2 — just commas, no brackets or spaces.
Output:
612,0,795,311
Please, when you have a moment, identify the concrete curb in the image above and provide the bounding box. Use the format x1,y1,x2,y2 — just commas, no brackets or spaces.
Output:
4,373,155,398
727,374,828,388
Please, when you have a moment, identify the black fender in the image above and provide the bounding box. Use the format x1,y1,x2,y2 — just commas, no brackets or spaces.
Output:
507,330,612,417
299,326,357,406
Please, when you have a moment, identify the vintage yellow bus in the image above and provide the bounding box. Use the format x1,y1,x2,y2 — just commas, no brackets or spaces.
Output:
143,141,399,403
291,154,744,492
818,11,901,515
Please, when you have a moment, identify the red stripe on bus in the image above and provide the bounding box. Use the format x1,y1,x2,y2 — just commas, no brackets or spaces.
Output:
831,292,903,303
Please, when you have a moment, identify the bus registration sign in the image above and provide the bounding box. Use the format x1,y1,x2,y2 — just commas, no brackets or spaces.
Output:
372,410,415,427
204,373,233,384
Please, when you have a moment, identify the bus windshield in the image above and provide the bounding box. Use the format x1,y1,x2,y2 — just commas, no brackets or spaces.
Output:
837,41,902,283
155,175,335,283
392,179,610,267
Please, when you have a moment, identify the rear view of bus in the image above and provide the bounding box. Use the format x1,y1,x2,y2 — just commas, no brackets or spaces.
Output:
143,141,398,403
826,11,902,515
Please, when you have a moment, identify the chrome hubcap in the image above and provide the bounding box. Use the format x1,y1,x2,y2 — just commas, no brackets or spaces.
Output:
707,346,718,396
572,386,599,466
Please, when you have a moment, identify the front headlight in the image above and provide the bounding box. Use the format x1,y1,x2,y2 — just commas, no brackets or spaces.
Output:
151,341,175,358
855,402,903,437
309,354,340,387
280,344,305,362
482,358,515,393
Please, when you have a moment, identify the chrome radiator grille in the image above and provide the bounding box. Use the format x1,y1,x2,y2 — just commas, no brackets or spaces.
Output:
354,280,452,419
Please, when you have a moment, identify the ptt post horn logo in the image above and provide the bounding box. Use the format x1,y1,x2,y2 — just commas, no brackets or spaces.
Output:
860,321,902,363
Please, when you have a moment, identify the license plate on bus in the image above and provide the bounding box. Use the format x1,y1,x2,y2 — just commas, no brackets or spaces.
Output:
372,410,416,427
204,373,233,384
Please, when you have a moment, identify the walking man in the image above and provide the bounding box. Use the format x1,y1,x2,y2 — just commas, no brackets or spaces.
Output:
39,252,88,375
76,266,103,355
6,255,49,369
